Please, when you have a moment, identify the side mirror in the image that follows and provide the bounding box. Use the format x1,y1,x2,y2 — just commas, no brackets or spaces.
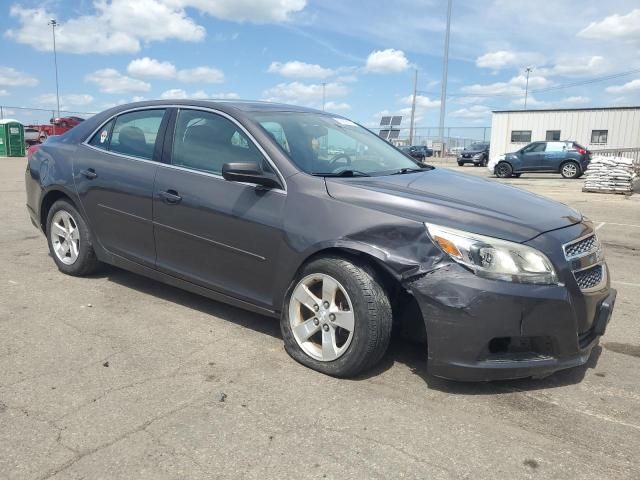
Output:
222,162,281,189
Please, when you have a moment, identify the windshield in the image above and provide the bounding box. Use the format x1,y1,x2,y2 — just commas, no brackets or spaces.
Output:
250,112,423,176
467,143,487,150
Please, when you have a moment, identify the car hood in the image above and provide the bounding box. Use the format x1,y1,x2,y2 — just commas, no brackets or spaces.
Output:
461,149,485,154
325,168,582,243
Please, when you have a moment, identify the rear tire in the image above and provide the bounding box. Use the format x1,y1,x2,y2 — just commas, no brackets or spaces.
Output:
46,199,101,276
281,256,392,378
495,162,513,178
560,161,580,179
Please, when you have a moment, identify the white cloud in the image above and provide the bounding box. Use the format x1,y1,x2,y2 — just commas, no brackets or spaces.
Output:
365,49,409,73
0,89,8,96
160,89,188,99
579,9,640,42
127,57,177,79
34,93,94,110
462,74,552,96
210,92,241,99
606,78,640,94
562,96,591,105
510,95,546,107
449,105,492,120
324,101,351,111
177,66,225,83
401,94,440,110
268,61,335,79
547,56,606,77
85,69,151,94
132,96,146,102
6,2,205,54
159,89,239,100
476,50,545,70
171,0,306,23
0,66,38,87
262,81,347,106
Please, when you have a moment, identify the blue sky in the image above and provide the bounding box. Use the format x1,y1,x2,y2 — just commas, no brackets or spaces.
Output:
1,0,639,131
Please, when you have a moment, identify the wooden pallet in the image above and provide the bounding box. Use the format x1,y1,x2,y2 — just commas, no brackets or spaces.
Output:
582,187,634,196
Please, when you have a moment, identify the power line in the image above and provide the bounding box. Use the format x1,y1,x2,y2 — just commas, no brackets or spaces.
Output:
417,67,640,100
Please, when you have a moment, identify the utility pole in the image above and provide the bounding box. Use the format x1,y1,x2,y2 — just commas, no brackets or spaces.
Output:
438,0,453,155
48,19,61,124
524,67,532,110
408,69,417,145
321,82,326,111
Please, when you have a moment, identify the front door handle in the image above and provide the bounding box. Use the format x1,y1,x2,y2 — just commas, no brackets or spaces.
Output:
159,190,182,204
80,168,98,180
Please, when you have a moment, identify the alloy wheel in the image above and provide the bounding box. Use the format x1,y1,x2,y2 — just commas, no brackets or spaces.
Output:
562,163,577,178
289,273,355,362
50,210,80,265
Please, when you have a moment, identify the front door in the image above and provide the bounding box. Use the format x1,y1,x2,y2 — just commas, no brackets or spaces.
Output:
74,108,168,267
153,108,286,309
519,142,546,171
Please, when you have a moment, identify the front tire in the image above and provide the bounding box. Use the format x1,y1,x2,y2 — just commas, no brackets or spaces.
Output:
46,199,101,276
457,161,464,167
282,256,392,378
495,162,513,178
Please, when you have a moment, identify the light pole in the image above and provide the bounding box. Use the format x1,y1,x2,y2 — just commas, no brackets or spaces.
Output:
48,19,61,125
409,69,417,145
438,0,453,155
523,67,532,110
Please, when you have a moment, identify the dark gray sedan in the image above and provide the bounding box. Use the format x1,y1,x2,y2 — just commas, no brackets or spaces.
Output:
25,100,615,381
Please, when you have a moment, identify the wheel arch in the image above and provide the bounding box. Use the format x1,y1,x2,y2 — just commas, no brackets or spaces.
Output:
285,245,426,342
559,158,580,171
40,188,78,234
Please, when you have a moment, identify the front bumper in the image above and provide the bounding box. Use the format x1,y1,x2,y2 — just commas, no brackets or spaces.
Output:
406,263,615,382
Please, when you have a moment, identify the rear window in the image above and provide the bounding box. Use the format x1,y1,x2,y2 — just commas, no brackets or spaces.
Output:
88,119,115,149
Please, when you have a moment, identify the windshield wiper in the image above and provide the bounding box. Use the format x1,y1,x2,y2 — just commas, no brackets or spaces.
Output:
390,167,430,175
311,170,370,177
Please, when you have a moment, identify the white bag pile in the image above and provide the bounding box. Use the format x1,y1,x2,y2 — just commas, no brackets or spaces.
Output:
583,155,637,194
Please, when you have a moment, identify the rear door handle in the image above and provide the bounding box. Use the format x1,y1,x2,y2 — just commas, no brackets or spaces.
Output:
80,168,98,180
159,189,182,204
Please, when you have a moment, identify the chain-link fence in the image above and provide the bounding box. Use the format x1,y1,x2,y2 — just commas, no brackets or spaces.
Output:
0,105,96,126
386,126,491,154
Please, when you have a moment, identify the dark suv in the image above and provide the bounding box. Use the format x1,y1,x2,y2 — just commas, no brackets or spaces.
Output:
457,142,490,167
491,141,591,179
404,145,433,162
25,100,615,381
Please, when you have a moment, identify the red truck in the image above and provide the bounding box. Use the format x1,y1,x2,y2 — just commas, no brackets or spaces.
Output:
24,116,85,146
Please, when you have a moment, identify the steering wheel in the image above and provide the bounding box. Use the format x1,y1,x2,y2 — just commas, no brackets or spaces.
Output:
328,153,352,171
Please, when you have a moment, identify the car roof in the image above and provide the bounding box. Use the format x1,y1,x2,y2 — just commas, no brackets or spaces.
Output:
108,99,327,115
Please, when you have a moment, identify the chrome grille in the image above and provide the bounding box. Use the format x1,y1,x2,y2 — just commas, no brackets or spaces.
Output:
574,265,603,290
563,234,606,291
564,235,597,258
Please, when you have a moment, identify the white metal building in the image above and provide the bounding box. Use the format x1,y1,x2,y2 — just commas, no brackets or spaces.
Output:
489,106,640,158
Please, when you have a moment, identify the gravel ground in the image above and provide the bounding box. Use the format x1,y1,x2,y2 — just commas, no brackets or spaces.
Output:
1,156,639,479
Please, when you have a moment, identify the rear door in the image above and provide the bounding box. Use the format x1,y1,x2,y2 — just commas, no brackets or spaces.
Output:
75,108,168,267
152,108,286,309
541,141,568,171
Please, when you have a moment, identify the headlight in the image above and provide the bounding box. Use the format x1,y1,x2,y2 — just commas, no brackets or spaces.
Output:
425,223,557,284
472,153,483,159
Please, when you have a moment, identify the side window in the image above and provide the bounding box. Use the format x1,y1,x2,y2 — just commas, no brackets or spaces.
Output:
545,130,561,141
511,130,532,143
172,109,266,175
545,142,566,152
88,119,114,149
523,143,544,153
109,109,165,160
591,130,608,144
